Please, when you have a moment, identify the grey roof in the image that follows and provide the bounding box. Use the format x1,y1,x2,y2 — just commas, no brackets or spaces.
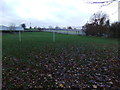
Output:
0,25,24,30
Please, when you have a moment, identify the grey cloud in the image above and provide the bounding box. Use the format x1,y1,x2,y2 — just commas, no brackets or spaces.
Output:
0,0,22,25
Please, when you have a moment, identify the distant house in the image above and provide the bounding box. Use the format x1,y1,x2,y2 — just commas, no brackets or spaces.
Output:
0,25,24,31
14,27,24,31
0,25,9,30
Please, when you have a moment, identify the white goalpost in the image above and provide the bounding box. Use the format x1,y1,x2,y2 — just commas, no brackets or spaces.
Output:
19,30,22,42
53,31,55,42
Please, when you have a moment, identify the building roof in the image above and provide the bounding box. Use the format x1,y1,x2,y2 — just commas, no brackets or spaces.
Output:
0,25,24,30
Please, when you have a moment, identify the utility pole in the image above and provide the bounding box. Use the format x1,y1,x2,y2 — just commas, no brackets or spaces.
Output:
118,1,120,21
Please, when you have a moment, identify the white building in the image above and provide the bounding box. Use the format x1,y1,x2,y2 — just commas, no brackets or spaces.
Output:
0,25,24,31
14,27,24,31
0,25,9,30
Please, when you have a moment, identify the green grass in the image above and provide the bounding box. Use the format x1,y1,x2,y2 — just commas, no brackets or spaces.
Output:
2,32,119,89
2,32,118,58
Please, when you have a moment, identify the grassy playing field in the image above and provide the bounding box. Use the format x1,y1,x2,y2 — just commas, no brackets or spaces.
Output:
2,32,118,57
2,32,120,89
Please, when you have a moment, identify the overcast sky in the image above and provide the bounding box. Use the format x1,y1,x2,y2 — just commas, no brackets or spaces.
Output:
0,0,119,28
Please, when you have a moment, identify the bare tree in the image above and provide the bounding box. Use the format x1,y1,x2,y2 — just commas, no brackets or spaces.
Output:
86,0,118,7
82,11,110,36
55,26,61,29
90,11,109,26
9,23,15,31
49,26,53,29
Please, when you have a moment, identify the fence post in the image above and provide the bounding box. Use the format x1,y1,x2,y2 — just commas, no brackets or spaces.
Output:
19,30,21,42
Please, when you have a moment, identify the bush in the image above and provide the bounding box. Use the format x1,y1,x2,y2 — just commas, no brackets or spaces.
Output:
109,22,120,38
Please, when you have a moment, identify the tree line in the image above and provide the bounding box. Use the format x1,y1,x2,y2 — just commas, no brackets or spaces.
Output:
82,11,120,38
21,24,73,31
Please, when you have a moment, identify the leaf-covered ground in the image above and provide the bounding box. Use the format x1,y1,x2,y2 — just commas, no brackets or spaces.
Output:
2,32,120,89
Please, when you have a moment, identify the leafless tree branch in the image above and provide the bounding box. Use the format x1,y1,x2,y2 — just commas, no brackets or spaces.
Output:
87,0,117,4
